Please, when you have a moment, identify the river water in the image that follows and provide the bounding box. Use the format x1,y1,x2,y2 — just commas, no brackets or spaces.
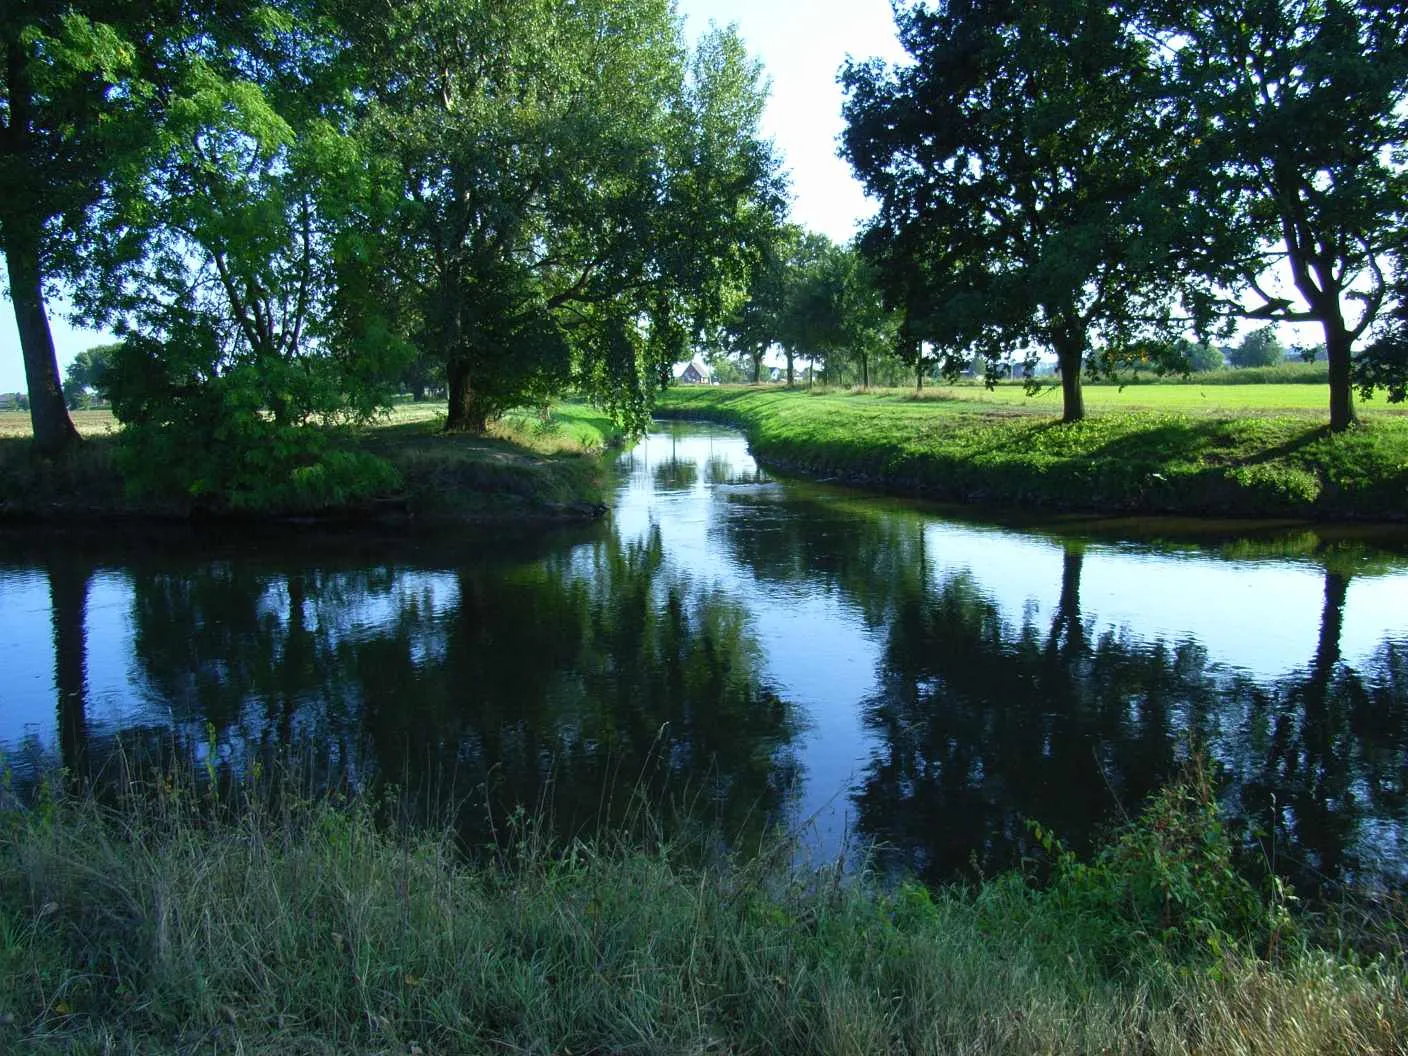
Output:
3,421,1406,896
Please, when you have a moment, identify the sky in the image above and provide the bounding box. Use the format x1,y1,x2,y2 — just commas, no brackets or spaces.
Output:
0,0,905,394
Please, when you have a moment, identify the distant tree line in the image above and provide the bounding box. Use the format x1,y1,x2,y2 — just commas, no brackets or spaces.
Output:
2,0,784,499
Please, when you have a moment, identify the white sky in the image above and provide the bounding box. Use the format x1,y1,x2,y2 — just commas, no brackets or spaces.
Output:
0,0,904,393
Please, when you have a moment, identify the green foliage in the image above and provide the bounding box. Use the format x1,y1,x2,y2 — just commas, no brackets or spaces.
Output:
999,759,1291,976
1140,0,1408,430
353,0,784,434
61,342,119,408
1,5,146,401
843,0,1188,422
105,334,400,513
1230,327,1285,369
1181,339,1226,373
1357,315,1408,404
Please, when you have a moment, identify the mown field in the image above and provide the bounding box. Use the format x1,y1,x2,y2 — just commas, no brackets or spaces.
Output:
904,379,1407,415
656,385,1408,521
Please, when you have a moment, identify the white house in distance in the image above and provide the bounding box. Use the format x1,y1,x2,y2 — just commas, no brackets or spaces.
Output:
672,356,715,384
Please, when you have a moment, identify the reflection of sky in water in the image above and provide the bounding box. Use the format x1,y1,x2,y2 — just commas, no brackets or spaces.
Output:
87,572,140,728
0,571,54,749
2,422,1407,878
919,525,1407,680
610,425,1408,854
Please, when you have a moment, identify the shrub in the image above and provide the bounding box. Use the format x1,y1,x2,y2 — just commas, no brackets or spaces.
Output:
985,757,1295,978
105,331,400,512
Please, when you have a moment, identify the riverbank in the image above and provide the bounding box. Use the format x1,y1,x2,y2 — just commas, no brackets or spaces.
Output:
656,387,1408,521
0,403,620,526
1,767,1401,1055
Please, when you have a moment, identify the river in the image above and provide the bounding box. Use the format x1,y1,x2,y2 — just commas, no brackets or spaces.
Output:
3,421,1406,897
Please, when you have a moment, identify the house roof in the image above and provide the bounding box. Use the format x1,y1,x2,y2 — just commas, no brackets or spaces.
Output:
671,357,713,380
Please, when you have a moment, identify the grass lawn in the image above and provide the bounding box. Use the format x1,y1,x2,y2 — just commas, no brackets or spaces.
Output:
910,379,1408,415
656,385,1408,521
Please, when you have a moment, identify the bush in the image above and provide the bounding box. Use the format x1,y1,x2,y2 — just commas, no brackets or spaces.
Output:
106,332,401,512
986,757,1295,978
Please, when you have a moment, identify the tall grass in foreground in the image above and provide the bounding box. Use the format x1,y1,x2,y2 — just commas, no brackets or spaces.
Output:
1,765,1403,1055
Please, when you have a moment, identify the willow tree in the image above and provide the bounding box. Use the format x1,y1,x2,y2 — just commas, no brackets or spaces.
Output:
353,0,783,433
842,0,1185,423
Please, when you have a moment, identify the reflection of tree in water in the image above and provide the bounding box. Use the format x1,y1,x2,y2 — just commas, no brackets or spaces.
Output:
1231,573,1408,893
354,528,799,847
860,550,1408,896
717,493,1408,896
652,457,698,491
48,528,799,852
50,558,91,780
704,456,768,486
853,547,1195,886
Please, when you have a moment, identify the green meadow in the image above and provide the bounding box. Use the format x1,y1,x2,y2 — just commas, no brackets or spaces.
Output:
655,385,1408,521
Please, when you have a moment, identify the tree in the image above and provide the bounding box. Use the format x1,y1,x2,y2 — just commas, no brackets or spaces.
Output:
1182,339,1225,373
779,237,897,388
352,1,783,433
88,2,406,509
772,229,833,386
62,340,118,406
1228,326,1284,368
1142,0,1408,430
843,0,1185,423
0,5,141,453
722,223,798,383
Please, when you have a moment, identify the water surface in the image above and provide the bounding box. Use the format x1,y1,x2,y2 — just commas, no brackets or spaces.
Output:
3,422,1406,896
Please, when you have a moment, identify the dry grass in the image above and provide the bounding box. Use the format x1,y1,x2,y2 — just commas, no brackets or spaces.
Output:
0,409,119,439
1,776,1402,1056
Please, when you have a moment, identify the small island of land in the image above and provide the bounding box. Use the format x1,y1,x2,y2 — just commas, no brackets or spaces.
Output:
0,403,620,526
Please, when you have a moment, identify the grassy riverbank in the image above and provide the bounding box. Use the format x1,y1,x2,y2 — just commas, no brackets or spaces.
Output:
656,386,1408,520
1,766,1402,1055
0,403,620,525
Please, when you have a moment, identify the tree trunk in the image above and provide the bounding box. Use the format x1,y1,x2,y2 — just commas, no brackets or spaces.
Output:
3,222,79,455
1054,334,1086,424
50,561,91,781
785,350,795,387
752,352,762,384
1046,545,1086,657
445,359,488,433
861,354,869,390
1324,323,1358,432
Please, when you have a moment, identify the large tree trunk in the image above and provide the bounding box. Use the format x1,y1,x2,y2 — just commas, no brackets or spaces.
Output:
1046,545,1086,658
752,352,762,384
785,350,795,387
50,560,91,781
1324,322,1358,432
445,358,488,433
1053,332,1086,424
3,222,79,455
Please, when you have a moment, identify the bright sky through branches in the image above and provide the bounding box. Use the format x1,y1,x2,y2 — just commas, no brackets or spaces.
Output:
0,1,903,393
677,0,905,242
